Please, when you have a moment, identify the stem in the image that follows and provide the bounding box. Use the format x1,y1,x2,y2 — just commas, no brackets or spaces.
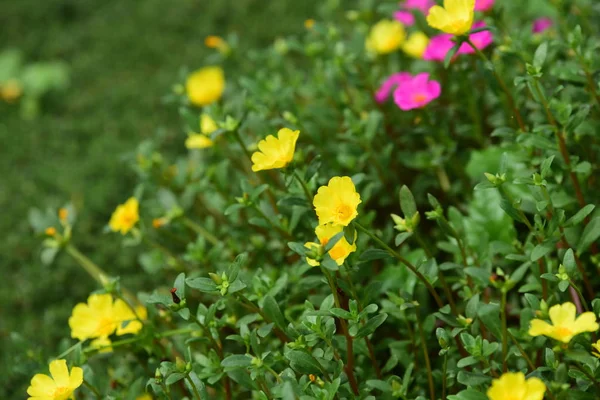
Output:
253,204,293,240
573,363,600,393
415,306,435,400
354,222,444,308
322,269,360,395
569,281,589,311
82,379,102,398
292,170,313,204
55,340,84,360
442,352,448,400
182,217,220,246
66,245,109,284
186,375,202,400
507,331,536,371
466,38,525,131
500,290,508,373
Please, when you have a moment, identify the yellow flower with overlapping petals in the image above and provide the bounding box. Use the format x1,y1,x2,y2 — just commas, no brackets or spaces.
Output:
27,359,83,400
528,302,598,343
109,197,139,234
305,223,357,266
186,114,218,149
69,293,146,341
186,66,225,106
486,372,545,400
251,128,300,172
427,0,475,36
366,20,406,54
313,176,361,226
402,32,429,58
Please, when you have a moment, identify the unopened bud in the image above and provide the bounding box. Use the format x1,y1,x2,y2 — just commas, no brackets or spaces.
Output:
170,288,181,304
45,227,57,236
58,208,68,222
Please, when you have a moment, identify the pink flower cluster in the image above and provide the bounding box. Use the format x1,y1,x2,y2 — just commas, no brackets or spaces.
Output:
394,0,434,26
532,17,553,33
376,72,441,111
423,22,493,62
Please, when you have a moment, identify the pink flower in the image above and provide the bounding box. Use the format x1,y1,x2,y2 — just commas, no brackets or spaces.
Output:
532,17,553,34
375,72,412,103
474,0,494,11
458,22,493,54
394,0,435,26
394,73,441,111
423,34,455,62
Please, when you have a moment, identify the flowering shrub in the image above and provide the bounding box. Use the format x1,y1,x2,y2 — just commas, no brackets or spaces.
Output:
23,0,600,399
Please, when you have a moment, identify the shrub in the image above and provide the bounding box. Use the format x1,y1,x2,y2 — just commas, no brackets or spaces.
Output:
23,0,600,399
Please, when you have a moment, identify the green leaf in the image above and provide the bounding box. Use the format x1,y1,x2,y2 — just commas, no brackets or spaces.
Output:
533,42,548,69
286,350,323,374
228,253,247,282
477,303,502,340
354,313,387,338
221,354,253,368
343,224,356,245
359,248,392,262
540,155,555,178
531,241,555,261
395,232,413,246
558,280,570,292
330,308,352,319
399,185,417,218
444,42,460,69
186,277,218,293
457,371,492,387
366,380,392,392
174,272,186,298
165,373,186,386
577,217,600,254
457,356,479,368
499,198,524,222
323,232,344,252
464,267,491,287
563,248,577,277
565,204,595,227
288,242,308,257
262,295,286,330
447,389,488,400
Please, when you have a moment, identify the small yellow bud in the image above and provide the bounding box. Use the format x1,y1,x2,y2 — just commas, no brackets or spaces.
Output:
205,35,225,48
45,227,57,236
58,208,68,222
304,19,315,30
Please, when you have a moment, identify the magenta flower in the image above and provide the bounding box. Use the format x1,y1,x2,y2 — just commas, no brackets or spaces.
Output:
423,34,455,62
394,73,441,111
532,17,553,34
375,72,412,103
474,0,494,11
394,0,435,26
458,22,493,54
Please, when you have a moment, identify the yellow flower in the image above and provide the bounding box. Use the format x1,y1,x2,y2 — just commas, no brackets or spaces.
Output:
313,176,361,226
305,223,357,266
27,359,83,400
304,19,316,29
528,302,598,343
1,79,23,102
58,208,68,222
402,32,429,58
45,227,57,236
251,128,300,172
68,294,146,341
186,66,225,107
427,0,475,36
109,197,139,234
366,19,406,54
592,340,600,358
186,114,217,149
114,299,147,336
486,372,545,400
89,337,113,353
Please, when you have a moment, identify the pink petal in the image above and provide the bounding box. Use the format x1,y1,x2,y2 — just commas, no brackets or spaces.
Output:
393,11,414,26
474,0,494,11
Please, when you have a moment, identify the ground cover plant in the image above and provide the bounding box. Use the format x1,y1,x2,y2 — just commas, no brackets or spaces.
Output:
7,0,600,399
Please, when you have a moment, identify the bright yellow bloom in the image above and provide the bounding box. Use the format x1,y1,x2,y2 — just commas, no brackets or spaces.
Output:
69,294,146,341
402,32,429,58
427,0,475,36
592,340,600,358
528,302,598,343
27,359,83,400
109,197,139,234
304,19,316,29
186,114,217,149
486,372,545,400
366,20,406,54
313,176,361,226
305,223,357,266
186,66,225,107
251,128,300,172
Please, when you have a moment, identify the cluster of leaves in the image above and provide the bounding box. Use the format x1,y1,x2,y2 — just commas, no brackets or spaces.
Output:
20,0,600,399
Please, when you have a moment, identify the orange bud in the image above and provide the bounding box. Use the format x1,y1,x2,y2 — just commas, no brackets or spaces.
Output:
58,208,68,222
45,227,57,236
205,35,224,49
304,19,315,29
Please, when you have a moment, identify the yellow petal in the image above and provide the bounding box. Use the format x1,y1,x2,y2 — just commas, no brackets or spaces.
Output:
549,302,576,327
186,134,214,149
528,319,553,337
186,66,225,107
487,372,527,400
524,376,546,400
49,359,70,388
27,374,56,396
200,114,218,134
573,312,599,335
69,366,84,389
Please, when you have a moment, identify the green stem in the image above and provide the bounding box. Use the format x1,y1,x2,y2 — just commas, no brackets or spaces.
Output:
292,170,313,204
186,375,202,400
54,340,84,360
182,217,220,246
501,290,508,373
442,352,448,400
82,379,102,398
354,222,445,308
507,330,536,372
415,306,435,400
66,244,109,284
253,204,293,240
466,38,525,131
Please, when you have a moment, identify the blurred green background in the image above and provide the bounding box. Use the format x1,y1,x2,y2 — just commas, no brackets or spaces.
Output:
0,0,315,396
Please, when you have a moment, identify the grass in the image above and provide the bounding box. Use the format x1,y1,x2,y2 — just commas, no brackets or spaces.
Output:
0,0,316,396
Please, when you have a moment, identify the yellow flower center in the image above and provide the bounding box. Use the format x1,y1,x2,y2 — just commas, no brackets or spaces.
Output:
412,93,428,103
53,386,71,400
555,326,572,339
320,237,329,246
120,212,136,226
335,204,353,222
96,317,116,336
